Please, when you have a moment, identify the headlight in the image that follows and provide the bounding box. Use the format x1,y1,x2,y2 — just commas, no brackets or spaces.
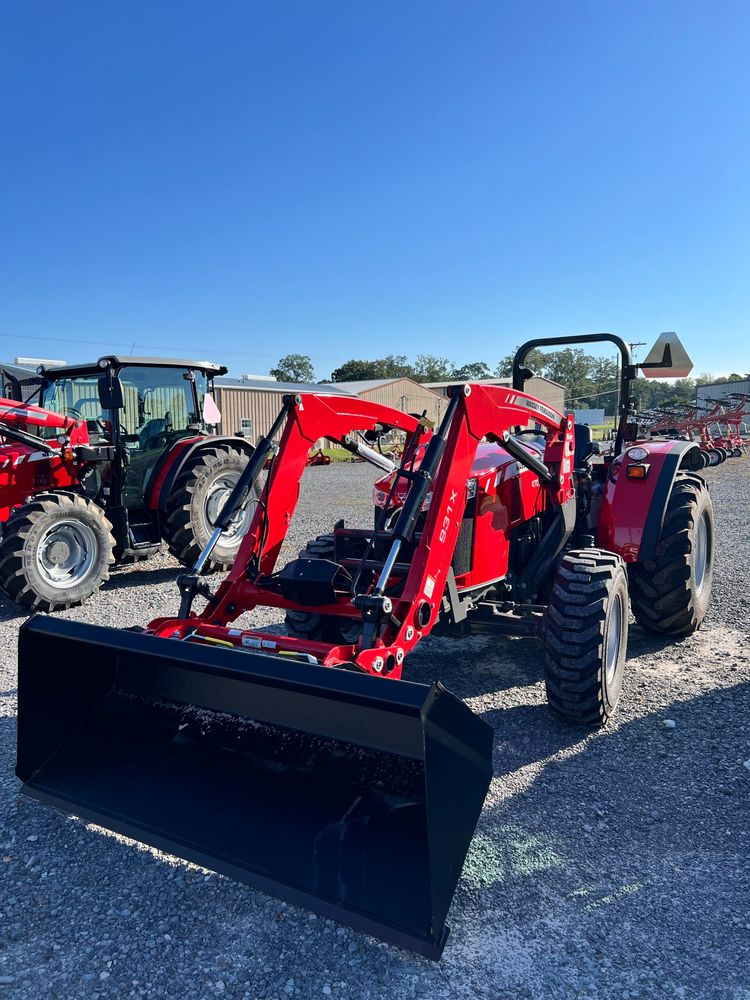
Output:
626,446,650,461
422,492,432,511
466,478,477,500
374,489,388,507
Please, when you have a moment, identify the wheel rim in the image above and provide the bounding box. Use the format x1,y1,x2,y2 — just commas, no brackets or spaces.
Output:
36,519,98,589
204,473,252,548
605,592,623,687
694,512,709,596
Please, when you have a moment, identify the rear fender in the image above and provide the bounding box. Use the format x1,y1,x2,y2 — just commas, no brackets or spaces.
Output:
147,436,255,511
596,441,702,562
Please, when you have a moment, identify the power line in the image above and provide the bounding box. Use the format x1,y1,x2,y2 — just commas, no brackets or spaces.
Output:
565,386,621,406
0,331,344,363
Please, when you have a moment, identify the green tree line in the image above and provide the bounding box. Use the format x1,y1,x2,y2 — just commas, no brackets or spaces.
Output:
270,352,747,416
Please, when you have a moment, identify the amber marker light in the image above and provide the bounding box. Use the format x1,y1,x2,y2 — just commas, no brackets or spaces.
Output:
626,463,650,479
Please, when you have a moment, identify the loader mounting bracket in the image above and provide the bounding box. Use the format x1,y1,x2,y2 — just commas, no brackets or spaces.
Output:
177,573,215,618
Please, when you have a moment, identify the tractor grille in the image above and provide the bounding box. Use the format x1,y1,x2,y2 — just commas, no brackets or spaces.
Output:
451,500,476,577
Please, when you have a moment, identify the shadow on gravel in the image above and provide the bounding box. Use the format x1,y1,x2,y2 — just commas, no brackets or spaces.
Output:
2,684,750,998
405,634,546,698
105,565,182,590
482,702,587,776
0,598,31,624
626,623,692,656
448,679,750,995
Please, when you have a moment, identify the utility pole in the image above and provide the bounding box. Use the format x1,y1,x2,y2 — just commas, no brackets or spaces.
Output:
628,343,647,411
629,341,646,364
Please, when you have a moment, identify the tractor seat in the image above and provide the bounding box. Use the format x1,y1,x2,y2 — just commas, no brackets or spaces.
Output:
573,424,595,467
139,418,167,450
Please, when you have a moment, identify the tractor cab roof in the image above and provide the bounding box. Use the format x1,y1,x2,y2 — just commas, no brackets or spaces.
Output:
39,356,228,379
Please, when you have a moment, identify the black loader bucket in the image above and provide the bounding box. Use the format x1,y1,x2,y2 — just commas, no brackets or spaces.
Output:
16,616,493,959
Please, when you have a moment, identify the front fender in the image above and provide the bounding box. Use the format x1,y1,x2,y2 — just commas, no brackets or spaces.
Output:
596,441,702,562
147,435,255,511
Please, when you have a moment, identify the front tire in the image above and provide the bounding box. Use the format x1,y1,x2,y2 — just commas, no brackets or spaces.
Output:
628,473,714,636
0,493,115,611
163,446,255,571
544,549,629,726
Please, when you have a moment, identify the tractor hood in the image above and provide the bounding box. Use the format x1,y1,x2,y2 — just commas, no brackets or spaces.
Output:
0,439,39,468
373,438,545,509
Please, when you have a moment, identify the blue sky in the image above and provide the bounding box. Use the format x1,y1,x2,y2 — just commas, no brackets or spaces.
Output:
1,1,748,379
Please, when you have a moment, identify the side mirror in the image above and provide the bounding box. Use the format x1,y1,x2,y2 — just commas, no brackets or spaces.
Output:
98,374,124,410
640,332,693,379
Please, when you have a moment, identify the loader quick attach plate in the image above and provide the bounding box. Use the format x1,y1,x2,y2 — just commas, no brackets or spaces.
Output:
16,616,493,959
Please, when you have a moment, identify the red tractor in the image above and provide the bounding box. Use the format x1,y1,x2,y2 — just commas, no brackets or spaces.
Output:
0,356,254,610
16,332,713,958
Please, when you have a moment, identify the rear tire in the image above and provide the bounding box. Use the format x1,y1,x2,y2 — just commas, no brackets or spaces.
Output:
0,493,115,611
628,473,714,636
544,549,629,726
284,534,361,645
163,446,255,571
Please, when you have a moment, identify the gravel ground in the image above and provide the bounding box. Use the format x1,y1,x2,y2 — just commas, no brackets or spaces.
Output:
1,459,749,999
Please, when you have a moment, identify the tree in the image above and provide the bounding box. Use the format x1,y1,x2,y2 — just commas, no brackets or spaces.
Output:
412,355,454,382
378,354,414,379
542,349,595,410
270,354,315,383
452,361,492,380
330,359,382,381
330,355,414,382
587,356,620,416
495,347,546,378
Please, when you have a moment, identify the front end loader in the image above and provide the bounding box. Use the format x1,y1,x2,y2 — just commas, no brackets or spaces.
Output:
15,332,714,957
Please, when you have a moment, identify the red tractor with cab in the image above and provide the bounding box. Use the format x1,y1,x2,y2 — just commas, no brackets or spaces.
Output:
0,356,254,610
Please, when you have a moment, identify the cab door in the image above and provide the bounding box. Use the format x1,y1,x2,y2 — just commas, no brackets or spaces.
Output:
117,367,202,508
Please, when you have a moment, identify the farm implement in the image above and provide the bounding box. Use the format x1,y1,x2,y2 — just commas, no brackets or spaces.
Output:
16,332,715,958
641,393,749,465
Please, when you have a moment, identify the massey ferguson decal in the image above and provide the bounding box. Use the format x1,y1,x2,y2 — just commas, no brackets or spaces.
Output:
504,393,561,425
0,404,49,422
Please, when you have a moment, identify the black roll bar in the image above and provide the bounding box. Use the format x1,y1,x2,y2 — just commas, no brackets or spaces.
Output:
512,333,643,456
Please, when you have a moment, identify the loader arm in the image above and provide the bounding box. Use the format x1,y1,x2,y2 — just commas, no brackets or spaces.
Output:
0,396,78,433
151,385,573,679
